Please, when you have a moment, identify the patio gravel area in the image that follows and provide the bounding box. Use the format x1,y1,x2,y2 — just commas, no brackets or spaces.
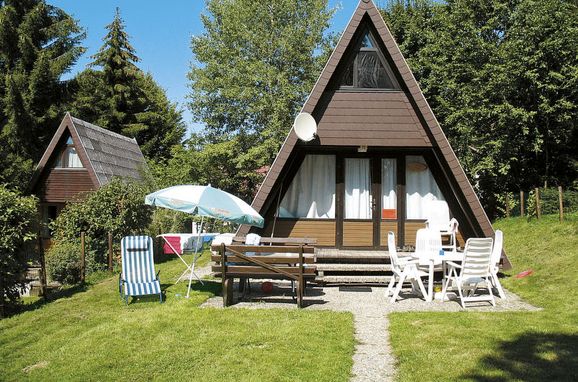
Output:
200,277,539,382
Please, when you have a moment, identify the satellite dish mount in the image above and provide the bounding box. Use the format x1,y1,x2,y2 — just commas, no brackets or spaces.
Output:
293,112,317,142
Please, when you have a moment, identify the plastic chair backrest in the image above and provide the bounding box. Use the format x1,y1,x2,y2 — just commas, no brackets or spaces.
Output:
245,233,261,256
121,236,156,283
425,200,450,232
415,228,442,259
462,238,493,280
491,230,503,267
387,232,401,271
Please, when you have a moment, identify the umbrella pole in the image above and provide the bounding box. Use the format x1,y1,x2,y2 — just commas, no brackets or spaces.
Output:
186,216,205,298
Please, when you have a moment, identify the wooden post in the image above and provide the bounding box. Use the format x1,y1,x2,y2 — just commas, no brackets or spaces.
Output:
80,232,86,283
221,243,232,307
38,232,48,300
108,232,113,272
559,186,564,222
505,193,510,218
520,191,524,216
535,188,541,219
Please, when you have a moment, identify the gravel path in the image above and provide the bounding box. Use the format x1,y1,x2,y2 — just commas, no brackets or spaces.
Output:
200,279,539,382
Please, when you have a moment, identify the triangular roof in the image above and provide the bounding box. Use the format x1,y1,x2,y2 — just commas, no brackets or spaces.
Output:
29,113,147,191
239,0,508,267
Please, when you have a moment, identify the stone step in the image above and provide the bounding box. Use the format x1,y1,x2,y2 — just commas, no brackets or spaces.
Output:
315,249,390,260
315,263,392,272
316,275,391,284
26,267,43,280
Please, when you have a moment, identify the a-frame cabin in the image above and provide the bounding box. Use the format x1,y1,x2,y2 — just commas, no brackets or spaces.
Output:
240,0,509,269
29,113,147,249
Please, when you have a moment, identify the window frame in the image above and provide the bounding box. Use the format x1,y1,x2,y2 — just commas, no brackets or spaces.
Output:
54,136,84,169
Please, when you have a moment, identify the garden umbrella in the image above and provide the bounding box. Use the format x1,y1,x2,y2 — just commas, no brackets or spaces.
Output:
144,184,264,297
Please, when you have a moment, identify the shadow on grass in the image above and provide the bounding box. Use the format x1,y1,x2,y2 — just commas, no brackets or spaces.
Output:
463,332,578,381
13,283,91,317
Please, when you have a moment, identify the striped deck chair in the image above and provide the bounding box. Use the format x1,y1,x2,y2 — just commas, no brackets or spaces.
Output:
119,236,162,304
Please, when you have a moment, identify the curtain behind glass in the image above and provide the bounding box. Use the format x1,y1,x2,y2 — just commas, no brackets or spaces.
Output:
406,156,444,219
279,155,335,218
381,159,396,218
345,158,371,219
67,147,83,168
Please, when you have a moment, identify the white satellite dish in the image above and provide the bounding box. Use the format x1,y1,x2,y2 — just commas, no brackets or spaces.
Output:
293,112,317,142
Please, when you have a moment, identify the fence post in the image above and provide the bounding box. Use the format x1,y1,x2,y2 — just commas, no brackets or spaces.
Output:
520,191,524,216
80,231,86,283
559,186,564,222
505,193,510,218
535,188,541,219
38,232,47,300
108,232,113,272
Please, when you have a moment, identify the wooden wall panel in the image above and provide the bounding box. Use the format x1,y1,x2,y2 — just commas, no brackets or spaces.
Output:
343,221,373,247
380,221,398,247
404,221,426,246
263,219,335,246
37,169,95,203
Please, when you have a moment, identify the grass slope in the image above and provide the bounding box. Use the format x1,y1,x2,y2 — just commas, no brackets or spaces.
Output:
389,214,578,381
0,252,354,381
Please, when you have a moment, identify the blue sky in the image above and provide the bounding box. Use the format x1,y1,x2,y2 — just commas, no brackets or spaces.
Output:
48,1,368,135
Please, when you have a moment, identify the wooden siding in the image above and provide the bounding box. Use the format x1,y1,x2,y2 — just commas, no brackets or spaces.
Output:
263,219,336,246
316,92,430,147
36,168,95,203
343,221,373,247
379,221,398,247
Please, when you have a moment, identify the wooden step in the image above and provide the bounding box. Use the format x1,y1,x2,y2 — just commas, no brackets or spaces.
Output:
316,275,391,284
315,263,392,272
315,249,390,260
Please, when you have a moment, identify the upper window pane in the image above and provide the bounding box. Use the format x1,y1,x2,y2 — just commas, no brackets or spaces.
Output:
357,51,392,89
343,60,353,86
361,32,373,48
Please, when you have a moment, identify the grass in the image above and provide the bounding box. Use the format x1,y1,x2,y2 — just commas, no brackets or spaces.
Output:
0,250,354,381
389,214,578,381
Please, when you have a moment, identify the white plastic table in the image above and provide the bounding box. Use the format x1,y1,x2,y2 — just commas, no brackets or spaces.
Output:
410,250,464,302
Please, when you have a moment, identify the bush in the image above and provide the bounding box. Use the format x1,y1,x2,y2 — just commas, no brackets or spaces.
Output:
45,241,81,284
0,186,38,317
50,178,152,282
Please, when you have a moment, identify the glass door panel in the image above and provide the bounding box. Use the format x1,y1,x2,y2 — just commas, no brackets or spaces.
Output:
343,158,373,247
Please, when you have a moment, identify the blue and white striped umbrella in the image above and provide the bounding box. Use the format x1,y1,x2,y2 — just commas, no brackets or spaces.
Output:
144,185,264,228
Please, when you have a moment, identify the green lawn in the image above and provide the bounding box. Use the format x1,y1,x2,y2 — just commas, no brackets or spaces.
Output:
0,251,354,381
389,214,578,381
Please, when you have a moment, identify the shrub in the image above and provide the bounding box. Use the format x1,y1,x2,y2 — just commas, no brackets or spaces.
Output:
0,186,38,317
50,178,152,281
45,241,81,284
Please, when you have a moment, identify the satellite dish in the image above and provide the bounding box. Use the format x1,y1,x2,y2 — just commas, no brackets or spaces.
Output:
293,112,317,142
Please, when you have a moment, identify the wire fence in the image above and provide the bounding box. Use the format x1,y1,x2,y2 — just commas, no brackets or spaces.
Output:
496,187,578,220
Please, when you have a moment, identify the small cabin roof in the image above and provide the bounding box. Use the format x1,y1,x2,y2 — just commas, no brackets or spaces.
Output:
29,113,147,191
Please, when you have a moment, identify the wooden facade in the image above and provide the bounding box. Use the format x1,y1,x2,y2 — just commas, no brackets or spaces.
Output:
238,0,509,267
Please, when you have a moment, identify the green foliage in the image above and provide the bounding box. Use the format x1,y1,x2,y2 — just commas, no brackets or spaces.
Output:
0,186,38,317
0,0,85,189
525,187,578,219
187,0,334,200
381,0,578,217
45,241,80,284
50,178,152,280
68,8,185,160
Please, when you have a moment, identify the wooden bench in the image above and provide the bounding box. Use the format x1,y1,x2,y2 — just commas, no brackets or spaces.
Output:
211,237,317,308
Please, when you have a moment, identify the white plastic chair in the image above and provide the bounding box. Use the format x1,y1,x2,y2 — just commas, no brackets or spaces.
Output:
415,228,443,301
490,230,506,299
441,237,495,308
386,232,428,303
425,200,459,251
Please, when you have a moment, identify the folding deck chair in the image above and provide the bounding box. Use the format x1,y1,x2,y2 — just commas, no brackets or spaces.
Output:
119,236,162,304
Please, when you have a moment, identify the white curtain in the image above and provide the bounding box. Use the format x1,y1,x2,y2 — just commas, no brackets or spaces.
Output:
406,155,444,219
279,155,335,218
345,158,371,219
381,158,396,214
67,147,83,168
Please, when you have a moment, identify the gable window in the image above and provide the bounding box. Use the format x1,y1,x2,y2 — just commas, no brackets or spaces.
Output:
341,29,396,89
54,137,83,168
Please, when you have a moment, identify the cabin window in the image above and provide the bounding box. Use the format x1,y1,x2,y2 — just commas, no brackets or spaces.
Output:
345,158,372,219
340,30,396,89
54,137,83,168
279,155,336,219
405,156,444,219
381,158,397,219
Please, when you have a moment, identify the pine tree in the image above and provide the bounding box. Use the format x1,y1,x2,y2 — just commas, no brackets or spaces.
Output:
69,8,185,160
0,0,85,189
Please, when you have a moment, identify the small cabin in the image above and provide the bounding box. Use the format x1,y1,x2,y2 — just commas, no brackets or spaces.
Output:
29,113,147,248
239,0,508,268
